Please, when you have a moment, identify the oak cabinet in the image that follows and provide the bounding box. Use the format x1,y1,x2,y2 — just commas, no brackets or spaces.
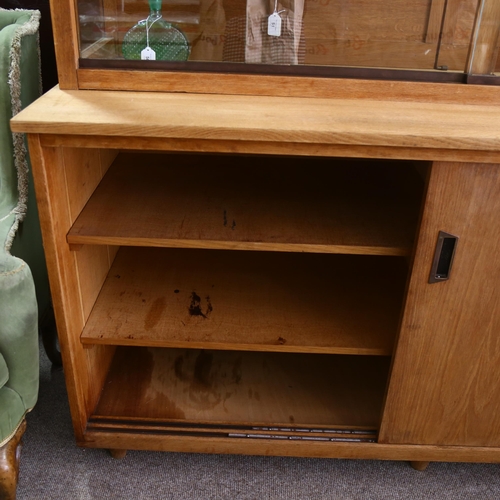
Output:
11,85,500,464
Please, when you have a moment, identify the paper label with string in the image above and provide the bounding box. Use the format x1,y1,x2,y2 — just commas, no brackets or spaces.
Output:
141,17,157,60
141,46,156,60
268,12,282,37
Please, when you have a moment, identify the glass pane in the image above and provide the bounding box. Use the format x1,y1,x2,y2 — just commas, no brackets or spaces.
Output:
467,0,500,76
77,0,485,76
434,0,480,72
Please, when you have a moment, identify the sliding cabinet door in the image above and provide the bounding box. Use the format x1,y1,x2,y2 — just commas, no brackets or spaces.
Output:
379,161,500,447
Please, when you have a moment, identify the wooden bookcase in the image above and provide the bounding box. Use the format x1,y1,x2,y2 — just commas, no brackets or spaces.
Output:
11,83,500,467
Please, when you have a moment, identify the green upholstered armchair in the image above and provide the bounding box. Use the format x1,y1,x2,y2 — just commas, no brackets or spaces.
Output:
0,9,41,500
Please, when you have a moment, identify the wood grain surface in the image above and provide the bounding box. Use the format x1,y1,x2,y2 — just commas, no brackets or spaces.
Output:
81,247,407,355
10,87,500,155
93,347,391,428
38,134,500,164
380,161,500,447
68,153,423,256
49,0,79,89
78,428,500,462
26,139,116,437
74,71,500,102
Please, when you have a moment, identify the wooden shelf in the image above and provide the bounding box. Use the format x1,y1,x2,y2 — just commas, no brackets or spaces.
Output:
81,247,407,355
68,153,423,256
92,347,390,429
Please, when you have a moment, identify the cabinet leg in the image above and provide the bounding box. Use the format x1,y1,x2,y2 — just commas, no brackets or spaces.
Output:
0,419,26,500
109,449,128,460
410,461,430,471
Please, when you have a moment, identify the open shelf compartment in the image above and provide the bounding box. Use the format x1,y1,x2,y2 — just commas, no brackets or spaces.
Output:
81,247,408,355
89,347,390,438
68,153,425,256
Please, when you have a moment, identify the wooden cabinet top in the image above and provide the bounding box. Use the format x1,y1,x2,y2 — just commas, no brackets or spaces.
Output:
11,85,500,162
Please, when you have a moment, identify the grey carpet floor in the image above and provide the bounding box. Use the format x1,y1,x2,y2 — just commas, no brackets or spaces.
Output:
16,344,500,500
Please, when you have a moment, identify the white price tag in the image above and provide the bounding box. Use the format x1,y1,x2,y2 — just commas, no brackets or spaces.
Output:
268,13,282,37
141,46,156,60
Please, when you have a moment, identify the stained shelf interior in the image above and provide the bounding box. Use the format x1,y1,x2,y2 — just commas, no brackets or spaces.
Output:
93,346,391,429
81,247,408,355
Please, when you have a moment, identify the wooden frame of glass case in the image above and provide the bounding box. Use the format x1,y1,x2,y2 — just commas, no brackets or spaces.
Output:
51,0,500,95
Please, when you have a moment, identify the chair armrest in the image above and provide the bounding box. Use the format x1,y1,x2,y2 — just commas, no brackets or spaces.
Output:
0,252,38,410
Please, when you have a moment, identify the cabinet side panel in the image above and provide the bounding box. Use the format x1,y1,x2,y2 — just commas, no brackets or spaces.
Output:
62,148,111,320
26,136,89,438
62,148,102,222
99,149,119,177
99,149,120,267
379,161,500,447
61,147,117,415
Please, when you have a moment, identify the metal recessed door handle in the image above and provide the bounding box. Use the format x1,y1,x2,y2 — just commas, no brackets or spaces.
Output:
429,231,459,284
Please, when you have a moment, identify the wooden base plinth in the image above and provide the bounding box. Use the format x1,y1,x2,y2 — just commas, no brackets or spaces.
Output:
0,419,26,500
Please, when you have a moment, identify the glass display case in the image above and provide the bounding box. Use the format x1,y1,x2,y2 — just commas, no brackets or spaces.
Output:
52,0,500,94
